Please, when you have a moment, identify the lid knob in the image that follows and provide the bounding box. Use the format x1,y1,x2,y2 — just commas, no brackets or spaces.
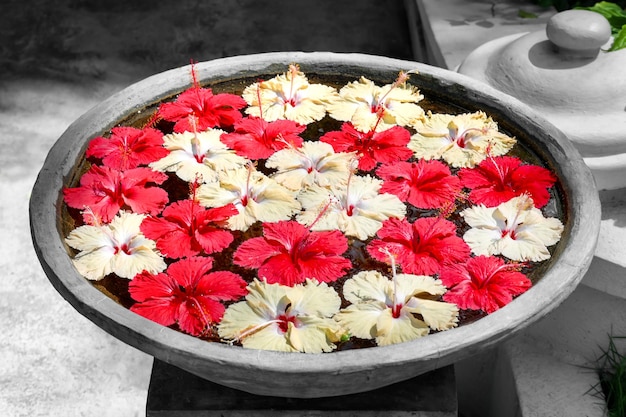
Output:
546,10,611,58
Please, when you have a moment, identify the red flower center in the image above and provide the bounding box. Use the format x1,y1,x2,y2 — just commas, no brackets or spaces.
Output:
277,314,297,333
391,303,403,319
501,229,517,240
114,242,131,255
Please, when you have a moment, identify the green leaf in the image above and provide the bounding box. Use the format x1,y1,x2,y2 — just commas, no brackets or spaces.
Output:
576,1,626,34
518,9,539,18
609,24,626,50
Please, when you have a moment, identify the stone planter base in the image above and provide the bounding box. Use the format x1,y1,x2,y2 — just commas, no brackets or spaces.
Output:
146,360,457,416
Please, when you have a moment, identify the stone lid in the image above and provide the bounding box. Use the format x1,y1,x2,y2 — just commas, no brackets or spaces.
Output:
458,10,626,159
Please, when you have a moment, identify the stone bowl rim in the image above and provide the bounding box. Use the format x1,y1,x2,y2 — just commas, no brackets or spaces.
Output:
29,51,601,398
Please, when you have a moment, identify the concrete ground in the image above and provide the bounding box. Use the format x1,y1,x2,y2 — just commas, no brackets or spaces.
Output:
0,1,414,416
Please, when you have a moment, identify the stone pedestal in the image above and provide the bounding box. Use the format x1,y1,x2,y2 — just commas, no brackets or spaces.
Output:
146,359,457,416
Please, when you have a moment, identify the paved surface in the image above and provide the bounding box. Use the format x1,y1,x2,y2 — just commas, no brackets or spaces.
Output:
0,1,414,416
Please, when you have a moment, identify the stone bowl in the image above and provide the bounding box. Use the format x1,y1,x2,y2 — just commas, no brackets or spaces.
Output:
30,52,601,398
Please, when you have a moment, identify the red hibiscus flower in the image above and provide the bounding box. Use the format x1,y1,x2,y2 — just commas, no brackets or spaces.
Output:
85,126,169,170
367,217,470,276
156,86,247,133
129,256,248,336
220,116,305,159
63,165,169,224
141,199,238,259
440,255,531,314
232,220,352,286
376,159,462,209
458,156,557,208
320,122,412,171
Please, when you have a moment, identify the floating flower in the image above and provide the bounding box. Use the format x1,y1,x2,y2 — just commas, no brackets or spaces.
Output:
376,159,462,209
367,217,470,276
140,199,237,259
440,255,531,314
266,141,354,190
64,211,166,280
218,279,345,353
129,256,248,336
61,64,568,353
242,64,337,125
409,111,516,168
86,126,169,171
320,123,412,171
297,174,406,240
196,165,300,231
156,85,246,133
458,156,557,208
326,73,425,132
335,267,458,347
220,116,305,160
461,195,564,262
150,129,247,183
233,220,352,286
63,165,169,225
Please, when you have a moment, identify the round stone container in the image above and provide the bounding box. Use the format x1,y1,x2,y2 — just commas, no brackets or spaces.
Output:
30,52,600,398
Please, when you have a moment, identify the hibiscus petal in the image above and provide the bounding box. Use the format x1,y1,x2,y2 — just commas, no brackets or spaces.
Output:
342,271,391,305
374,308,430,346
377,159,461,209
86,126,168,170
409,111,516,168
367,217,470,276
287,279,342,318
70,246,115,281
286,316,342,353
129,271,176,302
410,298,459,331
233,236,283,269
130,297,180,328
440,256,531,313
243,66,337,125
176,298,223,336
461,197,563,261
123,185,169,216
267,141,353,190
218,279,341,352
195,271,248,302
157,87,246,132
512,165,557,208
327,76,424,132
111,244,166,279
166,256,214,289
221,117,305,160
334,303,384,340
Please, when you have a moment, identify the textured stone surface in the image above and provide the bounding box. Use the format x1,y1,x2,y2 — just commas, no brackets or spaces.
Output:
0,79,153,417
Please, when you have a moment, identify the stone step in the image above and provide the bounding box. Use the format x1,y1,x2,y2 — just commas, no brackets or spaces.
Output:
504,334,606,417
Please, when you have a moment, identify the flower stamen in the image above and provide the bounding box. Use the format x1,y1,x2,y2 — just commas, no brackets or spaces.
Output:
381,247,402,319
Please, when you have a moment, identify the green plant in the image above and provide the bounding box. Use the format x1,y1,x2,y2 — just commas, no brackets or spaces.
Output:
589,335,626,417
